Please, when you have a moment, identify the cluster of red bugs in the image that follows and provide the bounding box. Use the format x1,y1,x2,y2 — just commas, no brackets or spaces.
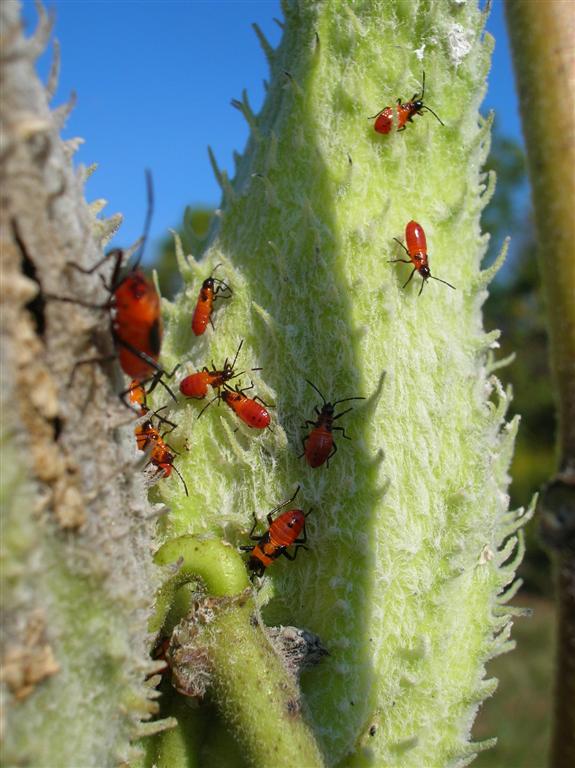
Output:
179,339,270,429
227,72,453,574
51,173,190,492
128,381,189,495
60,70,455,578
176,326,366,574
194,72,452,573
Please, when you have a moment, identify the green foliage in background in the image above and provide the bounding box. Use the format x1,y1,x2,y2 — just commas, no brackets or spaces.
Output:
474,597,554,768
154,207,213,300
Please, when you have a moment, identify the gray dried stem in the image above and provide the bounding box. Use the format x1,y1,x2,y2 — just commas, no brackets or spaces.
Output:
1,1,160,764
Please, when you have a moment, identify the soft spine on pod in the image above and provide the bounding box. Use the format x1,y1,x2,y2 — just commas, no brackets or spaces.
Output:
149,1,532,767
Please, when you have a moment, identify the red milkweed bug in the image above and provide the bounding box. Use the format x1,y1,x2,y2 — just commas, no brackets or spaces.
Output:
50,172,178,407
179,339,260,400
220,382,272,430
390,220,455,296
191,264,232,336
300,380,365,468
240,486,310,576
134,418,188,495
369,72,444,134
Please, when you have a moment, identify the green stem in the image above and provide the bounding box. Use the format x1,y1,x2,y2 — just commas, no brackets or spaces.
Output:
505,4,575,765
152,536,324,768
208,604,325,768
151,537,250,632
152,693,204,768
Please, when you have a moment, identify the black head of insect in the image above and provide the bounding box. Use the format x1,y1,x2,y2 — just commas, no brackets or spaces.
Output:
202,265,232,296
220,339,252,383
202,263,218,289
249,558,266,578
305,379,365,416
417,268,456,296
411,71,444,126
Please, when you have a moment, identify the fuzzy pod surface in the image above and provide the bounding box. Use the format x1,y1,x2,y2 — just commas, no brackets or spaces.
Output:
147,1,531,766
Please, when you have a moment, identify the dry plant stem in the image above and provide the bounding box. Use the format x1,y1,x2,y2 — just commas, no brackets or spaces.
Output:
505,2,575,766
1,2,160,764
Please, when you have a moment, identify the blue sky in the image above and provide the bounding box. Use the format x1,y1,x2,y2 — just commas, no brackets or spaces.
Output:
22,0,522,258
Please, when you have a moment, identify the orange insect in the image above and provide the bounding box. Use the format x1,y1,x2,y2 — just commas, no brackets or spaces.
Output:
179,340,258,400
191,265,232,336
369,72,444,134
390,220,455,296
53,172,176,405
240,487,310,576
134,419,188,495
301,380,365,468
78,172,163,380
221,383,272,430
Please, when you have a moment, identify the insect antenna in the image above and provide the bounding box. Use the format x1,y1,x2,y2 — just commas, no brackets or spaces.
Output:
171,464,189,496
305,379,327,405
429,274,455,289
332,395,366,407
133,169,154,270
421,105,444,126
197,393,221,419
213,277,232,294
152,405,178,434
417,71,444,125
228,339,244,370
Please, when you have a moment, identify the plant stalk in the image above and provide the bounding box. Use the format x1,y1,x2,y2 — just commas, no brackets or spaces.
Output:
505,2,575,766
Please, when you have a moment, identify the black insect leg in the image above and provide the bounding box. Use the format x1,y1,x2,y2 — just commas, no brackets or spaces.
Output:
402,268,417,289
281,544,309,561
